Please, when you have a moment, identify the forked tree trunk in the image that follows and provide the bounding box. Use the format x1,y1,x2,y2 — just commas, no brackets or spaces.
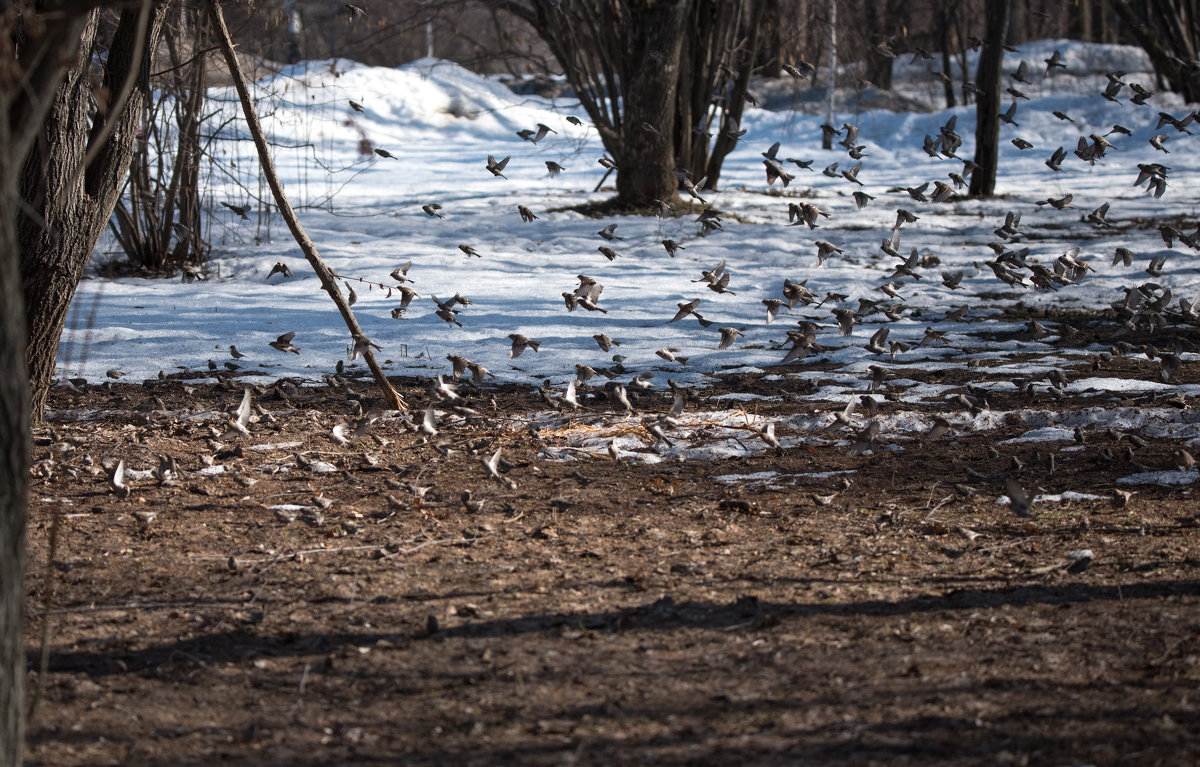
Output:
20,6,169,420
969,0,1009,198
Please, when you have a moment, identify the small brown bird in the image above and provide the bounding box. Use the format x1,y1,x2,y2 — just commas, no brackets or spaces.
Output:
269,331,300,354
1036,193,1072,210
348,99,365,112
517,205,538,222
267,261,293,279
1172,448,1196,472
508,334,541,358
374,148,398,159
1005,476,1033,517
222,201,251,220
593,334,621,352
662,239,685,257
597,223,623,241
108,458,131,499
655,348,688,365
546,161,566,177
390,261,413,282
345,4,366,21
717,327,744,349
485,154,510,178
458,244,481,257
421,203,444,218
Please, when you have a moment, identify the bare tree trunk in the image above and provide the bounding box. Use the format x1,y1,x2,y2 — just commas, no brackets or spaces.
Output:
822,0,836,149
2,4,96,760
611,2,690,206
969,0,1009,197
937,3,958,108
20,5,169,421
0,149,31,767
703,1,763,189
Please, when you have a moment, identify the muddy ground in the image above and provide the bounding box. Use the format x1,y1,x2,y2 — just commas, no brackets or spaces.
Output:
21,353,1200,766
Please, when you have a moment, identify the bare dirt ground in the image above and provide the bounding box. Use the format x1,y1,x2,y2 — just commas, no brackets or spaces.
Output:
22,353,1200,766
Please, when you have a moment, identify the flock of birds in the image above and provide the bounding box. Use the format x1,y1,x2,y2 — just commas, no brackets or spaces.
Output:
195,44,1200,510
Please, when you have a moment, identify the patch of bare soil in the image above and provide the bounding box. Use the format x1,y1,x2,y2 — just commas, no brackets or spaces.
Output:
23,369,1200,766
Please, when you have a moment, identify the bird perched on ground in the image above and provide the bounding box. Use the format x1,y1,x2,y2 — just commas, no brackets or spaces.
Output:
485,154,510,178
109,458,130,499
269,331,300,354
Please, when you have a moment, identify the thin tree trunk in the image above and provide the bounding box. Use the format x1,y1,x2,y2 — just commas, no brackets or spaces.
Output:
20,5,169,421
207,0,407,411
938,4,958,108
704,1,763,190
0,149,31,767
823,0,836,149
969,0,1009,197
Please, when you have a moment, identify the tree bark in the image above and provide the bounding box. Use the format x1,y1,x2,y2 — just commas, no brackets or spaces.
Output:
20,5,169,421
0,145,31,767
611,1,690,207
496,0,764,209
2,6,96,761
969,0,1009,198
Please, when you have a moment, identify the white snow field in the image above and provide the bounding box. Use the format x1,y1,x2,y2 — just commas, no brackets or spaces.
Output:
60,40,1200,478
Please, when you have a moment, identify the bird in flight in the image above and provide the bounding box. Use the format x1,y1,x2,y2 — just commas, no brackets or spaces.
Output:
269,331,300,354
486,154,510,178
